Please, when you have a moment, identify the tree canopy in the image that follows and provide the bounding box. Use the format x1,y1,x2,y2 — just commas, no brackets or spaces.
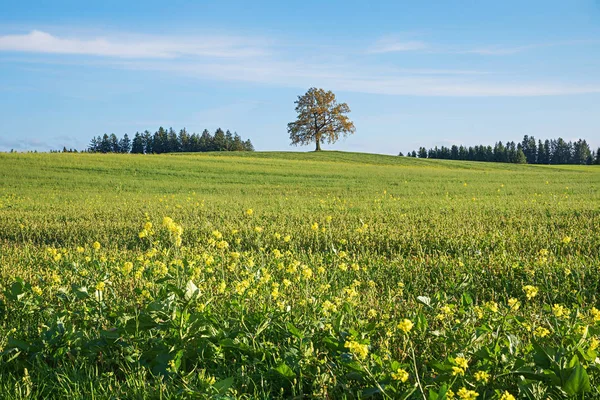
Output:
287,88,355,151
87,127,254,154
406,135,598,165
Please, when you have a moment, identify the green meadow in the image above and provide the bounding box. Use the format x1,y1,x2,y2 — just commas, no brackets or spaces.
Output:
0,152,599,399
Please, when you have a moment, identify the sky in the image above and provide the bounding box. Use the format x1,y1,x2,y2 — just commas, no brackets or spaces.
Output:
1,0,600,154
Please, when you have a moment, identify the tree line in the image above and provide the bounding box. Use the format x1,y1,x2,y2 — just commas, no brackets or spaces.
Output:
402,136,599,165
87,127,254,154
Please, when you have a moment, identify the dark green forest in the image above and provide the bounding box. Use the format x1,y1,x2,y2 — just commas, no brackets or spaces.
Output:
405,135,599,165
87,127,254,154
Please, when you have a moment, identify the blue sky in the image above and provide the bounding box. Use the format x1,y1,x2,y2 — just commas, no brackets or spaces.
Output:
1,0,599,154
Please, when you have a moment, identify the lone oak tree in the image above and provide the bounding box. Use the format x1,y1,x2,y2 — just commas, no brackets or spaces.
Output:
288,88,355,151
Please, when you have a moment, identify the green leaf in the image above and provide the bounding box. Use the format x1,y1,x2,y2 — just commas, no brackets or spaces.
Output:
562,363,591,395
286,323,303,339
361,387,382,398
461,292,473,307
184,280,200,301
417,296,431,307
428,389,439,400
273,363,295,379
213,377,234,394
7,338,30,351
72,284,89,299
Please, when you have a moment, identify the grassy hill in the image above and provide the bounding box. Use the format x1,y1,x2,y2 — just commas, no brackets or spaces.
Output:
0,151,599,398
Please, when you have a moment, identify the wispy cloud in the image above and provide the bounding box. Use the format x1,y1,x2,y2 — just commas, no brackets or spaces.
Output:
2,29,600,97
367,35,427,54
366,34,600,56
456,39,600,55
0,30,268,58
116,59,600,97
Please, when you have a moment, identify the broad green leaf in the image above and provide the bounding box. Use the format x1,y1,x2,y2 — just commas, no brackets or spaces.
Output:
562,363,591,395
273,363,295,379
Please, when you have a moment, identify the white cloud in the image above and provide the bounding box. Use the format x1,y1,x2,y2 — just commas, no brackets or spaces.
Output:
445,39,600,55
0,30,268,58
2,29,600,97
367,36,427,54
116,59,600,97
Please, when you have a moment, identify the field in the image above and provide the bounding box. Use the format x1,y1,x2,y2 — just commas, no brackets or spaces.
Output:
1,151,599,399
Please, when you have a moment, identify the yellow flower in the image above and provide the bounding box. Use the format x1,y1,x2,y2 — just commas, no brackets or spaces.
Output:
311,222,319,231
507,298,520,310
457,387,478,400
485,301,498,313
552,304,567,318
562,236,572,244
122,261,133,275
95,281,106,291
591,307,600,322
283,235,291,242
344,340,369,360
499,391,515,400
523,285,538,300
454,357,469,370
534,326,550,338
92,241,101,250
473,370,489,383
397,319,413,334
391,368,409,382
452,366,465,376
76,246,85,253
589,337,599,351
245,208,253,216
301,266,313,280
31,286,43,296
367,309,378,319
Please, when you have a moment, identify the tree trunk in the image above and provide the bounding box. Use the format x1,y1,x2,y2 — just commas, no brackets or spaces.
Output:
315,139,321,151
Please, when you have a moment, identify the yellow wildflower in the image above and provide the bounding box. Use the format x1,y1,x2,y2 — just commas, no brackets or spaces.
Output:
457,387,478,400
534,326,550,338
473,370,489,383
391,368,409,382
552,304,567,318
397,319,413,334
454,357,469,370
523,285,538,300
499,392,515,400
344,340,369,360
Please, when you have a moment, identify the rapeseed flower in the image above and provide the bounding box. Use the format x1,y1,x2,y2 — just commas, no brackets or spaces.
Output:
523,285,538,300
391,368,409,382
474,370,489,383
534,326,550,338
397,319,413,334
457,387,478,400
344,340,369,360
499,392,515,400
552,304,567,318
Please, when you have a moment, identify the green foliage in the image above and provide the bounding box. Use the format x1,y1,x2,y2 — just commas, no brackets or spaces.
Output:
0,151,599,398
